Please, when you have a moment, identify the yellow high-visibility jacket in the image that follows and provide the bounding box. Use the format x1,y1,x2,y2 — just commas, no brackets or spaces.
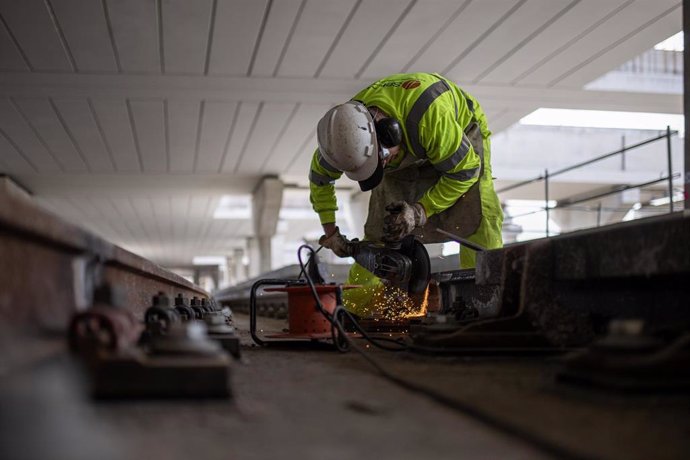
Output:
309,72,499,226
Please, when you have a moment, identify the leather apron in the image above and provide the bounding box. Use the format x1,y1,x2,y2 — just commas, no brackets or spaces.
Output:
364,122,485,244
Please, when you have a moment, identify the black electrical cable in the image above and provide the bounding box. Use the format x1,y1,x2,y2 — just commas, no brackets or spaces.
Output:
295,243,589,460
296,244,407,352
332,304,408,351
295,245,323,281
297,245,558,356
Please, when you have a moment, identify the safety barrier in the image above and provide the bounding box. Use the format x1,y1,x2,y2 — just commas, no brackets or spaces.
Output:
496,126,680,238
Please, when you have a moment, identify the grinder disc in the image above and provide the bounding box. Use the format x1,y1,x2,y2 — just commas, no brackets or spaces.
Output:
399,236,431,294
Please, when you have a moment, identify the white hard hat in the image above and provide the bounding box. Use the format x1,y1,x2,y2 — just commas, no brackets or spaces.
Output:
317,101,384,191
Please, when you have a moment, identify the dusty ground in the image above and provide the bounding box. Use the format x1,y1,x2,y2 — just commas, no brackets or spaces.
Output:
2,313,688,460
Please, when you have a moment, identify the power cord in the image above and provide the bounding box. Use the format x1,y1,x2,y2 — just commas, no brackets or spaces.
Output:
294,244,585,460
296,244,407,352
295,245,323,281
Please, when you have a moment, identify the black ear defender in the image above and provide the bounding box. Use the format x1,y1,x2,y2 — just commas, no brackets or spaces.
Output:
375,117,403,148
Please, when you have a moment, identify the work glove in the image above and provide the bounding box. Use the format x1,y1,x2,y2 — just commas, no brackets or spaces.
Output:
318,226,354,258
382,201,427,243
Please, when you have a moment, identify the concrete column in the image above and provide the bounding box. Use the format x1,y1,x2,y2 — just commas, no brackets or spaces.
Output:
222,257,232,289
247,237,261,279
252,176,284,273
258,236,272,273
210,266,220,292
232,248,246,284
271,234,286,270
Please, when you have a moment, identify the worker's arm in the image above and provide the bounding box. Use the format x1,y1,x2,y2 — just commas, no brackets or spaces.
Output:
416,110,481,217
308,148,343,233
309,149,354,257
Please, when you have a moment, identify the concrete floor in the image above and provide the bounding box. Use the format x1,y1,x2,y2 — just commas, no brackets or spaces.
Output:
2,313,689,460
0,317,548,460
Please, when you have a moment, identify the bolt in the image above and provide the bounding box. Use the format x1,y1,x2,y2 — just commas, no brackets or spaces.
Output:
152,291,171,308
174,293,188,307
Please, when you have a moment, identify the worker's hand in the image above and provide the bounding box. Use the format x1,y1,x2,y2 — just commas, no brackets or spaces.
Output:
318,226,354,258
383,201,427,243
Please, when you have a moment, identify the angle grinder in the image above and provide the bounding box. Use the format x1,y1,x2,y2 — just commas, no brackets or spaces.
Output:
349,235,430,294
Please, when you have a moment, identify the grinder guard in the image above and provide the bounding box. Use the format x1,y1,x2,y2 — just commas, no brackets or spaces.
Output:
351,235,430,294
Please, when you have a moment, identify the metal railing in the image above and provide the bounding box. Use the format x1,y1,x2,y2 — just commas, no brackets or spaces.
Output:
497,126,680,237
619,49,683,75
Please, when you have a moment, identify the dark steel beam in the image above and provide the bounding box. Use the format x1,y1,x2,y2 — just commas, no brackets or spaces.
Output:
685,0,689,210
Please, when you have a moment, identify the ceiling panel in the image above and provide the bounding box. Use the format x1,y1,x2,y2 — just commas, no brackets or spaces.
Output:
0,0,681,267
398,0,470,73
219,101,260,172
0,130,35,173
208,0,269,75
0,98,61,171
266,103,329,173
106,0,160,73
447,0,574,84
317,0,411,78
130,197,160,246
90,99,141,172
554,4,681,87
167,99,200,172
187,196,220,252
53,98,115,172
286,132,318,175
202,220,228,247
489,108,535,135
85,197,123,238
110,197,149,242
128,99,167,172
51,197,82,219
186,196,213,237
412,0,520,77
161,0,213,75
479,0,630,85
0,0,72,71
277,0,358,77
50,0,118,73
12,98,87,172
236,102,296,174
359,0,460,79
151,196,173,238
249,0,303,77
196,101,238,172
0,18,29,71
258,103,300,173
482,106,508,122
524,0,678,87
110,197,139,221
170,195,190,236
70,195,99,217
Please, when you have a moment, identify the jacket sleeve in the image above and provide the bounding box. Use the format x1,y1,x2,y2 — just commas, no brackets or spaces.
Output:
308,148,343,224
416,112,481,217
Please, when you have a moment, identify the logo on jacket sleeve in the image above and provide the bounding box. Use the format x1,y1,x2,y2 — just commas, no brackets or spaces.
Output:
401,79,421,89
368,78,423,90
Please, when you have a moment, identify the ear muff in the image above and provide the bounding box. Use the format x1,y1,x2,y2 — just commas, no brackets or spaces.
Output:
375,117,403,148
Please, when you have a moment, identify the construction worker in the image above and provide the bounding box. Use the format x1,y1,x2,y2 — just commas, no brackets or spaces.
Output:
309,72,503,316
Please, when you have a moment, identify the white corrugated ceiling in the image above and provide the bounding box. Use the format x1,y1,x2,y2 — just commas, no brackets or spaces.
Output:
0,0,682,266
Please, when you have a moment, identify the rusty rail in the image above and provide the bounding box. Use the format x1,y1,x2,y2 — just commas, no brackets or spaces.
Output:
0,177,208,370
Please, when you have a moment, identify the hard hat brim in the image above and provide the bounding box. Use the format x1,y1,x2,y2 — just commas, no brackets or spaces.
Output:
357,158,384,192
